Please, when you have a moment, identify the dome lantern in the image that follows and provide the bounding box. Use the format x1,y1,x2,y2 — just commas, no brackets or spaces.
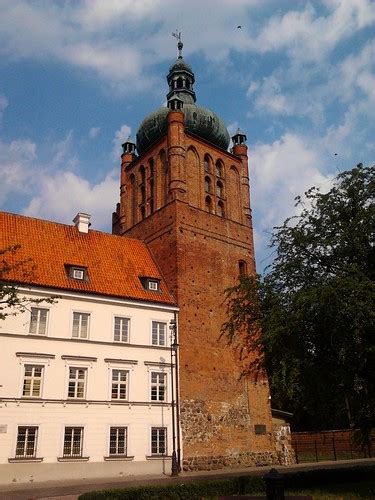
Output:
122,137,136,155
167,35,196,105
136,40,230,154
232,128,247,145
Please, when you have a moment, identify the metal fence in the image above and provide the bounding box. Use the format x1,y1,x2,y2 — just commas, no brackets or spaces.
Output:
292,429,374,464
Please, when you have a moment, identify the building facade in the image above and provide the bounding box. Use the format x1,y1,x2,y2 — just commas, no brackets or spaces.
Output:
112,41,277,469
0,212,179,484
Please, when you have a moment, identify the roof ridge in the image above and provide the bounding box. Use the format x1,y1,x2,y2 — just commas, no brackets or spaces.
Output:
0,211,148,245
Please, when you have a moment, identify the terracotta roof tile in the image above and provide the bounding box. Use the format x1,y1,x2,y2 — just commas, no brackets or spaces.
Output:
0,212,175,306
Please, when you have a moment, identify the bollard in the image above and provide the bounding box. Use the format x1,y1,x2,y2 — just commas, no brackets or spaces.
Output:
263,468,285,500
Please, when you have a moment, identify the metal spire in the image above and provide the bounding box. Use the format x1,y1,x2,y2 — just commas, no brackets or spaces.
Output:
172,29,183,58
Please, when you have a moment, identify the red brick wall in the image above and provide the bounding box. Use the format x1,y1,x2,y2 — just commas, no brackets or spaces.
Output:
114,111,276,467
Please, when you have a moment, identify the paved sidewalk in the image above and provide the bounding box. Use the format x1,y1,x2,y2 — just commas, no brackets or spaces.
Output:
0,458,374,500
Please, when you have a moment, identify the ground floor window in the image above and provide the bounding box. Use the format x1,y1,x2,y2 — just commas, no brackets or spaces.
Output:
109,427,127,456
63,427,83,458
15,426,38,459
151,427,167,455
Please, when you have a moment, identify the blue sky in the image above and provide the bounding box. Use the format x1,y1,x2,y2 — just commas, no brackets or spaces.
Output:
0,0,374,272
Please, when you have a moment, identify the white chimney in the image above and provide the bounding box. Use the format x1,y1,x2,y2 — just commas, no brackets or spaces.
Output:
73,213,91,233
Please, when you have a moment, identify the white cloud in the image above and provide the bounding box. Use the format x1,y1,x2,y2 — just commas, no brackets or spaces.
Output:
0,95,9,121
250,133,334,270
61,42,143,83
246,81,259,97
0,138,37,205
0,0,372,94
253,76,293,115
254,0,375,62
0,131,118,231
112,124,132,161
89,127,100,139
24,170,118,229
49,131,79,171
74,0,159,32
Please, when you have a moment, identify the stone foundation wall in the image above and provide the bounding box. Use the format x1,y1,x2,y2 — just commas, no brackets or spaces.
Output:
273,424,296,465
180,398,250,449
183,451,278,471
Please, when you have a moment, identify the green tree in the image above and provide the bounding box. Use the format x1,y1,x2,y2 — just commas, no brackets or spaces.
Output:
222,164,375,437
1,245,57,320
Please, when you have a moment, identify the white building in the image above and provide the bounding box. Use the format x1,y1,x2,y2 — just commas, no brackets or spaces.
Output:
0,211,179,484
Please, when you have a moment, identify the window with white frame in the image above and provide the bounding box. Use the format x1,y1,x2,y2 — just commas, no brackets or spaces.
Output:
148,280,159,291
111,369,128,400
151,321,166,346
151,427,167,455
150,372,166,401
22,364,43,397
63,427,83,458
72,268,84,280
114,317,129,342
72,312,90,339
29,307,48,335
68,367,87,398
15,426,38,459
109,427,127,456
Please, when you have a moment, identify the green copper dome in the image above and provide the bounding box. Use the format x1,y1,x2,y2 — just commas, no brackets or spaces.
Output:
136,41,230,154
136,103,230,154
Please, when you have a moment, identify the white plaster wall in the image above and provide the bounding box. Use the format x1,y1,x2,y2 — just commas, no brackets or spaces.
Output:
0,289,175,346
0,289,179,484
0,335,172,402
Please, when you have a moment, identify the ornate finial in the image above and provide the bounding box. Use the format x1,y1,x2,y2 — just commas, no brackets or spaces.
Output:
172,29,183,58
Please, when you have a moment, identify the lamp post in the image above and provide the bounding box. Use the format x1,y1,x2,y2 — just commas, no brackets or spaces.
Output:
169,316,180,476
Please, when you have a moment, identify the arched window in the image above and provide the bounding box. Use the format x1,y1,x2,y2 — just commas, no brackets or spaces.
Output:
149,159,154,214
204,176,212,193
149,158,154,179
205,196,213,213
130,174,136,225
176,77,183,89
140,165,146,185
141,185,146,203
204,154,212,173
217,201,225,217
160,149,169,204
239,260,247,276
216,181,224,198
140,205,146,220
216,160,223,178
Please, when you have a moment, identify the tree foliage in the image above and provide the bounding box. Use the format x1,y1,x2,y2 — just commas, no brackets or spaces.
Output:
0,244,57,320
223,164,375,436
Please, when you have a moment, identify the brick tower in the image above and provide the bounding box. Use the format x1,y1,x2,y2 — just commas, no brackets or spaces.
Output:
113,39,276,469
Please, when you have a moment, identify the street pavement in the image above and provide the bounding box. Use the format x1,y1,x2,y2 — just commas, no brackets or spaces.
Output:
0,458,374,500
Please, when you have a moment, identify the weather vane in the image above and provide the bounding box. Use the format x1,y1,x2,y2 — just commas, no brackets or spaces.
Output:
172,29,183,58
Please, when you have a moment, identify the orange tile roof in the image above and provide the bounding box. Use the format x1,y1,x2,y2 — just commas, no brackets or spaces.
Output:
0,212,176,306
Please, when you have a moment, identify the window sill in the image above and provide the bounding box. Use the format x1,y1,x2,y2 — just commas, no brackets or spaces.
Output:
146,455,172,460
8,457,43,463
57,456,89,462
104,456,134,461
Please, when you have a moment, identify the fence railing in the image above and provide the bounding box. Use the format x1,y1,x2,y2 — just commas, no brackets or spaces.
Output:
291,429,374,464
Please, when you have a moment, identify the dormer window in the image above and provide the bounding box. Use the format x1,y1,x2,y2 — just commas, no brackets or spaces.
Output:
66,265,88,281
139,277,161,292
148,280,159,291
73,269,84,280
